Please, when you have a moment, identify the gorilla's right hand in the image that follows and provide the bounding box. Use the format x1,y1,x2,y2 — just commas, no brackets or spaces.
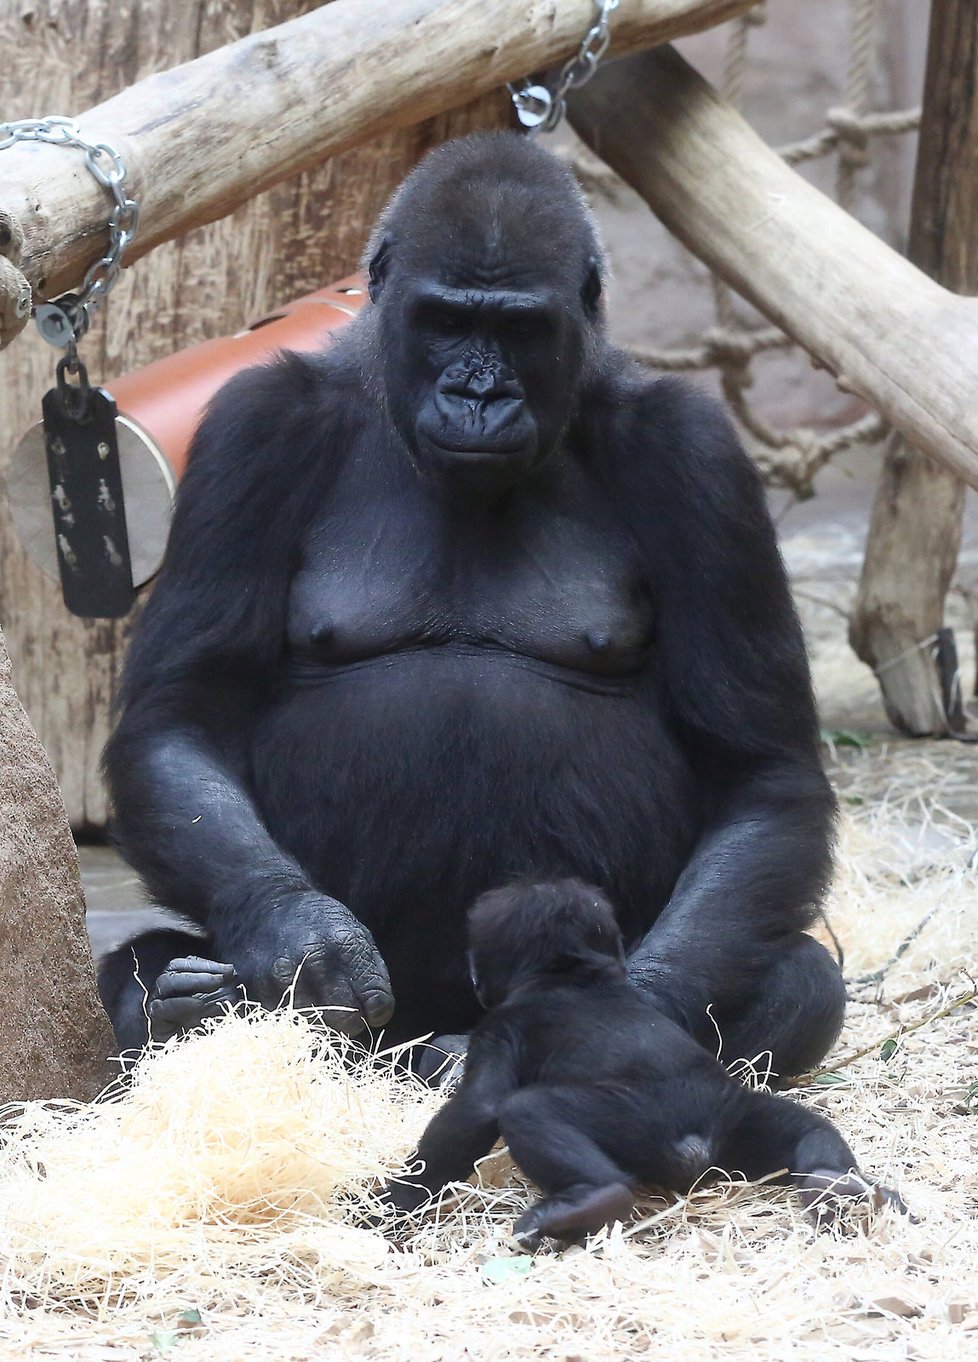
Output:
232,891,394,1034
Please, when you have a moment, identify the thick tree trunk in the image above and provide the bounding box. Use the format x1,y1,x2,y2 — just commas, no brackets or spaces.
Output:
850,0,978,736
0,626,114,1101
0,0,509,830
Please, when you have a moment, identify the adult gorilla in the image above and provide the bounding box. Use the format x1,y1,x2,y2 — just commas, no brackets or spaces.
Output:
99,132,843,1078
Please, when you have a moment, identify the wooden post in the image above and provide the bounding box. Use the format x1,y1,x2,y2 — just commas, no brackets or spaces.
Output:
0,0,509,830
849,0,978,736
0,626,114,1101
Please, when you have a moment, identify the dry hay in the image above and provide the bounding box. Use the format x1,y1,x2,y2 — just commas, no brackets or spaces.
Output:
2,749,978,1359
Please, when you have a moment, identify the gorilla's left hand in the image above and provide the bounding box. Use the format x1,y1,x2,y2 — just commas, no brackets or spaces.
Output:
234,891,395,1033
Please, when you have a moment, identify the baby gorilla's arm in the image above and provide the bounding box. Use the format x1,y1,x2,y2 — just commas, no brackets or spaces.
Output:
388,1031,518,1212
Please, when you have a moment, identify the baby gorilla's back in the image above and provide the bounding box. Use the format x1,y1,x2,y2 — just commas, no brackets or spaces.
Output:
387,879,905,1245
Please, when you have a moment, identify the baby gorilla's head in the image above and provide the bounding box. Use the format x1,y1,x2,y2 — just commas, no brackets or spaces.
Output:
467,878,626,1009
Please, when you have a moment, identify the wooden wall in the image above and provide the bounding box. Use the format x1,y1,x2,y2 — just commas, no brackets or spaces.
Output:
0,0,509,829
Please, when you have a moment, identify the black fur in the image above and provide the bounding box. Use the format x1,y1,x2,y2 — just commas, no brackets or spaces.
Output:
100,132,841,1073
388,881,902,1245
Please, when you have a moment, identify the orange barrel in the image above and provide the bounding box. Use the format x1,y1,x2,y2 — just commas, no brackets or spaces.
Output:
5,276,366,587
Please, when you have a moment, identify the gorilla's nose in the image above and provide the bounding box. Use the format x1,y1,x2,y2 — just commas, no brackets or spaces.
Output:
443,358,523,403
467,368,498,397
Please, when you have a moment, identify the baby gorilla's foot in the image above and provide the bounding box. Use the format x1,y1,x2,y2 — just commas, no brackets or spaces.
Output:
513,1181,635,1249
797,1168,910,1224
148,956,243,1042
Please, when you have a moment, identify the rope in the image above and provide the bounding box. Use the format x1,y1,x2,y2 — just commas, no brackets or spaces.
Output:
630,0,920,496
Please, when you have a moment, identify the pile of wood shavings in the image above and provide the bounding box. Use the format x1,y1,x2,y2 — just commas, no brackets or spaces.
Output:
1,743,977,1361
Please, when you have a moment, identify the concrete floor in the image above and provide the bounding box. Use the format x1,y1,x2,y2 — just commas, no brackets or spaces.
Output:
81,845,181,961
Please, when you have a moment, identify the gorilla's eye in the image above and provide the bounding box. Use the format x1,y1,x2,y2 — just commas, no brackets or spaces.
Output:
500,313,547,344
427,308,470,338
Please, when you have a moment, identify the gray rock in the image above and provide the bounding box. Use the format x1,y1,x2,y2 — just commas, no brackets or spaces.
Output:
0,627,114,1101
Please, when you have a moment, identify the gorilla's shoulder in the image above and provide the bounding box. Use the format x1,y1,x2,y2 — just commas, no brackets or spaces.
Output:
184,341,368,488
600,361,761,508
209,342,364,423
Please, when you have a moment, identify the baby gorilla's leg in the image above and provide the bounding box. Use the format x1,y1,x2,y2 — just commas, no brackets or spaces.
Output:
500,1086,634,1247
715,1089,908,1220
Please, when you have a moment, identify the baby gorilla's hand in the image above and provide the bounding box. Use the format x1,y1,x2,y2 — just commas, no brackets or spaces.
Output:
148,957,242,1041
235,892,395,1034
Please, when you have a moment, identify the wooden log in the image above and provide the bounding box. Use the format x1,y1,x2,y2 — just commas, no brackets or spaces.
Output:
567,46,978,491
850,0,978,736
0,625,114,1101
0,0,757,323
0,0,509,830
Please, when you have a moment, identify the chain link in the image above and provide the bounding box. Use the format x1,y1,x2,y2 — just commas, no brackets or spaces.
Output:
0,116,139,345
508,0,620,134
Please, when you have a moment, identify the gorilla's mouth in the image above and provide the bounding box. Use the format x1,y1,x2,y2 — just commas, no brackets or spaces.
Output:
427,434,529,457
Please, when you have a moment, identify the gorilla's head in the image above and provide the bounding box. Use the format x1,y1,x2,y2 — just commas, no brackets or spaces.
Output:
467,878,625,1010
364,132,606,487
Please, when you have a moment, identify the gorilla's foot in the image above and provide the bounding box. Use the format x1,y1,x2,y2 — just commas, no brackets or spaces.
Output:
513,1181,635,1249
148,956,243,1042
416,1033,469,1087
797,1168,910,1224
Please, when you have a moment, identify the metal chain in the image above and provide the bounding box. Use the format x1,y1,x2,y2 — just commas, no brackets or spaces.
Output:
0,116,139,348
508,0,620,134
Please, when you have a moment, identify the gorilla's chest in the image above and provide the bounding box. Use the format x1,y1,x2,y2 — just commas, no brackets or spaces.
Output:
287,483,654,676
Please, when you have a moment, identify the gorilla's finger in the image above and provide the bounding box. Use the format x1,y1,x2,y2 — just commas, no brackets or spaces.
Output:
342,940,394,1025
156,969,237,999
358,982,395,1028
166,957,237,978
318,1005,369,1037
148,984,242,1036
288,970,369,1036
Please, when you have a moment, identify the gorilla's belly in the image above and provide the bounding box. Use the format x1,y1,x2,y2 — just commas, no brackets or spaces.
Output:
250,647,698,1025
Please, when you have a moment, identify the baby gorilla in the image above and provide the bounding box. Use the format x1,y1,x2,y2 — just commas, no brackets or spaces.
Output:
388,880,903,1247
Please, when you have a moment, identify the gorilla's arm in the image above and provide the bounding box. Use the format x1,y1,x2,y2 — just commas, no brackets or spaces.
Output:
104,356,393,1028
612,380,835,1035
387,1029,519,1211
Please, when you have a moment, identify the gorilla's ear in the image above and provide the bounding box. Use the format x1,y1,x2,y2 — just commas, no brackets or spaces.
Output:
581,255,603,320
368,234,394,303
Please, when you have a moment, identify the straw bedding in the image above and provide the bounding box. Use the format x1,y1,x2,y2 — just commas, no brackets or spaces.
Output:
2,600,977,1360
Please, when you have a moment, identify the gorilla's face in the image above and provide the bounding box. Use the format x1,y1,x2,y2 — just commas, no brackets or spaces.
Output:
416,290,550,464
364,135,605,492
377,266,590,484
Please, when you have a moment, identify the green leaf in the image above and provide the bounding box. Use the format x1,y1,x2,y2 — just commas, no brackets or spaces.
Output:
964,1080,978,1113
879,1038,899,1062
482,1254,533,1285
812,1071,850,1086
151,1333,179,1354
819,729,870,750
